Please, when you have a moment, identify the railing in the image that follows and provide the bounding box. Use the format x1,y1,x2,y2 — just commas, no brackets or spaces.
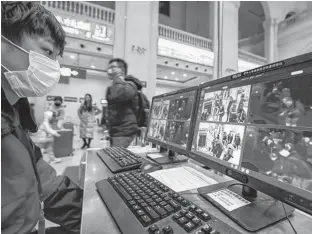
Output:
238,49,267,65
41,1,115,24
279,8,312,31
159,24,213,51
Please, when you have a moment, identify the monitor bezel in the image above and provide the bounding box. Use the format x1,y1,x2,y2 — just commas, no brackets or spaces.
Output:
188,52,312,215
147,86,199,155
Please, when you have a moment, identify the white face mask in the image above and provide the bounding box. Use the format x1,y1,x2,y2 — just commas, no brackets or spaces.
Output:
1,36,61,98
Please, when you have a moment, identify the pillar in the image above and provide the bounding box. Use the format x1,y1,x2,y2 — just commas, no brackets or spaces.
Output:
208,2,214,39
113,1,159,101
263,18,278,63
213,1,240,79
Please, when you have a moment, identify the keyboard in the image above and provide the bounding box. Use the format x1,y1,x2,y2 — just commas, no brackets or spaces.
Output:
96,172,242,234
97,147,143,173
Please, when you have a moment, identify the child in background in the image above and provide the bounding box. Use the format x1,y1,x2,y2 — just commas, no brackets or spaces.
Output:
37,111,62,163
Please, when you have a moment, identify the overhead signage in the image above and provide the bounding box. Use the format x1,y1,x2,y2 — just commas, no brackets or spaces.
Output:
46,95,58,101
141,81,147,88
55,15,112,42
64,97,78,102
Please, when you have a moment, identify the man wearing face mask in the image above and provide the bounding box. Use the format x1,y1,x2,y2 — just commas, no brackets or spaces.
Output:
106,58,143,147
2,2,82,234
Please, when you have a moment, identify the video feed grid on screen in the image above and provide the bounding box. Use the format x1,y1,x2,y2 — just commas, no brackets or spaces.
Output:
242,126,312,192
192,74,312,193
193,123,245,166
200,85,251,124
150,99,170,120
248,75,312,128
148,90,196,149
148,119,167,141
164,121,190,148
167,93,195,121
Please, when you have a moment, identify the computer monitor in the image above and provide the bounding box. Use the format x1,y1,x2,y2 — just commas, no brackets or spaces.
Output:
188,53,312,231
147,87,198,164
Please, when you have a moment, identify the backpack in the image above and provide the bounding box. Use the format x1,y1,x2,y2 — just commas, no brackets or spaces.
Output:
136,91,150,127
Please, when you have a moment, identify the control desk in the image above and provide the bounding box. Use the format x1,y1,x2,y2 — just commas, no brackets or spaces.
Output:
79,148,312,234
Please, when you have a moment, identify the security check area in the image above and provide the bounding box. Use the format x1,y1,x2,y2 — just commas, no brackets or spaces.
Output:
79,53,312,234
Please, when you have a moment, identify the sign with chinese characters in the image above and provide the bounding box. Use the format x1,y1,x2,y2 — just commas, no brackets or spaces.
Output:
234,61,285,78
132,45,147,55
64,97,78,103
141,81,147,88
54,15,113,42
46,95,58,101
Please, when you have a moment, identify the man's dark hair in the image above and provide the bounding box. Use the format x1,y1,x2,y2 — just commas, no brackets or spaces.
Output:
108,58,128,75
54,96,63,103
1,2,66,56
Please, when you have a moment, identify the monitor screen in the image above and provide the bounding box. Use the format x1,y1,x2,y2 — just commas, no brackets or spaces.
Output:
191,73,312,194
148,88,197,152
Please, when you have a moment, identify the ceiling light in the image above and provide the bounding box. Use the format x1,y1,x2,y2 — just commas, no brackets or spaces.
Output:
175,78,179,80
164,76,168,79
91,65,96,69
69,55,75,59
183,74,187,77
171,72,175,75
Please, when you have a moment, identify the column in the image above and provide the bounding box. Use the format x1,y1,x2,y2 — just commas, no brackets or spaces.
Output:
221,1,240,77
208,2,214,39
113,1,159,101
263,18,278,63
213,1,240,79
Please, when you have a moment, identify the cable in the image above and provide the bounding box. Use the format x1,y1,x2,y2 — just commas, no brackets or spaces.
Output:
281,202,298,234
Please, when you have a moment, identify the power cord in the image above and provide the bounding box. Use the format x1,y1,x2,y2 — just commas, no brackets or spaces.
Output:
281,202,298,234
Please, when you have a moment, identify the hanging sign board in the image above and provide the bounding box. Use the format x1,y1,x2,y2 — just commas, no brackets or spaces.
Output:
64,97,78,102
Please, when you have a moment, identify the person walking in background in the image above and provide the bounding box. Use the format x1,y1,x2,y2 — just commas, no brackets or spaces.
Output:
36,111,62,163
49,96,66,129
127,77,150,146
106,58,143,147
78,93,101,149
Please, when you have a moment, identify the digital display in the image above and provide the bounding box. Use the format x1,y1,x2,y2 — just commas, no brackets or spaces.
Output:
148,90,196,150
192,75,312,192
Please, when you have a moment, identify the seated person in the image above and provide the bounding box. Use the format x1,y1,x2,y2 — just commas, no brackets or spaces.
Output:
2,2,82,233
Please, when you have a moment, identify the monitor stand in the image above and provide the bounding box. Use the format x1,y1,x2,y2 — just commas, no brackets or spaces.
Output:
198,180,295,232
146,147,188,165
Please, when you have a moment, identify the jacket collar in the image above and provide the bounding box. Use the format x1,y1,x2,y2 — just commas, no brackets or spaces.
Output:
1,88,38,136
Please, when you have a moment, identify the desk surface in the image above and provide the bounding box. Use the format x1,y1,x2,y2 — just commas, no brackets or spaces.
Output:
80,148,312,234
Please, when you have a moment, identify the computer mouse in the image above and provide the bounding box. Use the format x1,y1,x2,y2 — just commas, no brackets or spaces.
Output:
139,163,163,173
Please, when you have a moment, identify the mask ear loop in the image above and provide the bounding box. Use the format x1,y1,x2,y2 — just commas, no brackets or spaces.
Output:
1,35,29,55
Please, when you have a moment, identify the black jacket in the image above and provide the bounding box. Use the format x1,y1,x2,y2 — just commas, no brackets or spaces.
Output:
106,76,142,137
1,89,82,233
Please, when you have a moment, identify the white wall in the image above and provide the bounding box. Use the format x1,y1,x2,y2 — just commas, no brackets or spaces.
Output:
268,1,310,22
155,83,182,96
159,1,212,39
159,1,186,30
185,1,211,39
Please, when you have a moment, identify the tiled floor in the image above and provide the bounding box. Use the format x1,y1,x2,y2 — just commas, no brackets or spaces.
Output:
48,129,107,175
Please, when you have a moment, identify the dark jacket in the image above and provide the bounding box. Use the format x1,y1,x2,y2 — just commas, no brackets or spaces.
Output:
106,75,142,137
1,90,82,234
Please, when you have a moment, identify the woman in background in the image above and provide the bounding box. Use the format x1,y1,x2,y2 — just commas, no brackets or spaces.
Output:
78,93,101,148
